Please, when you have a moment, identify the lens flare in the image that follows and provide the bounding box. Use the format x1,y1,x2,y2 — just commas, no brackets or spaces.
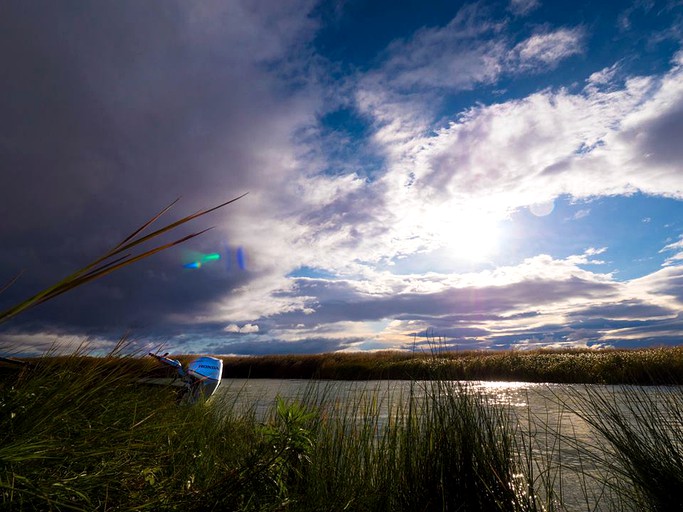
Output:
182,247,245,271
236,247,246,270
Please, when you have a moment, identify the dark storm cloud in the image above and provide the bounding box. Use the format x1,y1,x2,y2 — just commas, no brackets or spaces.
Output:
567,300,675,320
0,0,316,228
273,276,617,327
0,1,318,342
1,256,254,337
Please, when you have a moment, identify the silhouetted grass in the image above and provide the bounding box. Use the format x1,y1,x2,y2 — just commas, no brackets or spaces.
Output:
0,194,246,326
562,384,683,511
297,380,541,512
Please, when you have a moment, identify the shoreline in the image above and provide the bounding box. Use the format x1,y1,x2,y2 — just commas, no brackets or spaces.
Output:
4,345,683,385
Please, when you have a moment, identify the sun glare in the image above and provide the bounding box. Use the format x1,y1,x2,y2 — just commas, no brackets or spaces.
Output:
443,213,501,262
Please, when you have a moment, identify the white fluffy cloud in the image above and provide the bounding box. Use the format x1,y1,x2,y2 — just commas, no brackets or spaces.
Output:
211,37,683,337
365,8,583,94
377,59,683,224
4,1,683,355
224,323,260,334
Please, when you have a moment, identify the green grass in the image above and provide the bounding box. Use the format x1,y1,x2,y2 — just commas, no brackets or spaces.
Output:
0,350,540,511
1,350,259,511
3,348,683,511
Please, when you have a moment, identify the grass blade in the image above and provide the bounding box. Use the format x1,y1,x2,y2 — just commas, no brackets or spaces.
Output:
0,194,246,325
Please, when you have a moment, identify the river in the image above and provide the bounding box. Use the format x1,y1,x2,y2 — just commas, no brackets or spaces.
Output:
215,378,683,511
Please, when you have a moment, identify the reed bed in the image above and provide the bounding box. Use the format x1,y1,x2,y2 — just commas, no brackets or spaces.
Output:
11,346,683,384
0,350,250,510
210,346,683,384
3,350,683,511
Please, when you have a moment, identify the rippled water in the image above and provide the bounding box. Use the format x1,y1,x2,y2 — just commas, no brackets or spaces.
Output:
216,379,682,510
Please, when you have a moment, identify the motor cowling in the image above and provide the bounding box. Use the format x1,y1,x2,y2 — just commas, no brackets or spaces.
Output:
186,356,223,399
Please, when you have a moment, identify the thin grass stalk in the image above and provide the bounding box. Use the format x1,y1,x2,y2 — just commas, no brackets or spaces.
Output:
0,193,247,325
560,384,683,511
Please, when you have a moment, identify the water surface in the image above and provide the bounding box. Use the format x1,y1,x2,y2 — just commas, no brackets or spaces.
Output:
217,378,681,510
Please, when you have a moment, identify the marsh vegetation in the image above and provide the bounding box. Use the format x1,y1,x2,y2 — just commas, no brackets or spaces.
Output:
2,347,683,511
208,346,683,384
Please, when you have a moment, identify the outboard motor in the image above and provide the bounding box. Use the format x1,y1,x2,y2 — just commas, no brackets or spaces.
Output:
149,353,223,404
186,356,223,400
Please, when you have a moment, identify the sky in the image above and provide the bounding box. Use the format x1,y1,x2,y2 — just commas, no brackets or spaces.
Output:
2,0,683,356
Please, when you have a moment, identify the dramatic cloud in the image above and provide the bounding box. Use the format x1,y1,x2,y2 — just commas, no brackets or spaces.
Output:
381,58,683,217
0,1,323,330
2,0,683,355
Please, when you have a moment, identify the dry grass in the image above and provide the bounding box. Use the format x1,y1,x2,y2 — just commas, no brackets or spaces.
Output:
214,346,683,384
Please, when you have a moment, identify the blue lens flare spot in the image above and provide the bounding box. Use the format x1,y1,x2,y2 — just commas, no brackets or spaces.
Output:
184,261,201,269
236,247,246,270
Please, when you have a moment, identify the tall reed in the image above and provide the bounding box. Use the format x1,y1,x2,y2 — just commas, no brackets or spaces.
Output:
0,348,258,511
217,347,683,385
279,379,543,512
4,349,683,511
563,384,683,512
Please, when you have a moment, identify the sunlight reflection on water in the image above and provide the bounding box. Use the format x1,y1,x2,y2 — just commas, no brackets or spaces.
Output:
217,379,677,510
218,379,565,420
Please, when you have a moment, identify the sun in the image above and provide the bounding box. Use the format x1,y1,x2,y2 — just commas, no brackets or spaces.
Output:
407,202,505,265
442,212,502,262
451,219,500,261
